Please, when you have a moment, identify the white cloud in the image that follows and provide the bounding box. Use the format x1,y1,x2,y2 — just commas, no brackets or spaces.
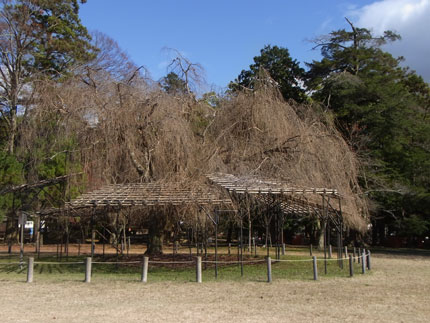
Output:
351,0,430,81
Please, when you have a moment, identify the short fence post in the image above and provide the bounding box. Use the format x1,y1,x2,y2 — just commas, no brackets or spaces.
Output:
85,257,92,283
361,250,366,274
329,245,332,258
27,257,34,283
141,256,149,283
266,256,272,283
358,248,361,264
196,256,202,283
367,251,371,270
310,244,313,256
312,256,318,281
349,255,353,277
353,247,356,262
344,246,348,258
282,243,286,256
228,243,231,256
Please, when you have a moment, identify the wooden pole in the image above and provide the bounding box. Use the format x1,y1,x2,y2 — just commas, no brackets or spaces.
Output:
240,218,243,277
19,214,24,268
85,257,92,283
312,256,318,280
367,251,372,270
266,256,272,283
141,256,149,283
344,246,348,258
196,256,202,283
329,244,332,259
215,214,218,279
188,228,192,258
349,255,353,277
361,249,366,274
358,248,361,264
27,257,34,283
282,243,286,256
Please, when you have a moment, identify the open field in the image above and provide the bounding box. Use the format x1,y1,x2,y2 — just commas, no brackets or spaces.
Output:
0,249,429,323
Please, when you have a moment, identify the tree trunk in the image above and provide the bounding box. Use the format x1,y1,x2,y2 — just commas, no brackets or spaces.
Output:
145,212,167,255
317,220,325,250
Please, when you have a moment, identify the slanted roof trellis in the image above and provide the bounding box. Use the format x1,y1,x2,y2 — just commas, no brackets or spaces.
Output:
207,173,342,217
206,173,339,196
68,182,232,208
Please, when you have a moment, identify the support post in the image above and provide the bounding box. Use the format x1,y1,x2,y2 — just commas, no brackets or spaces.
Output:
312,256,318,281
329,244,332,259
19,214,24,268
344,246,348,258
361,250,366,274
367,251,371,270
85,257,92,283
215,215,218,279
349,255,353,277
228,243,231,256
358,248,361,264
353,247,356,262
310,244,313,256
240,218,243,277
266,256,272,283
141,256,148,283
282,243,286,256
196,256,202,283
27,257,34,283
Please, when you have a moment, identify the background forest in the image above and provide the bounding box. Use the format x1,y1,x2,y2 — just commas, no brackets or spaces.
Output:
0,0,429,248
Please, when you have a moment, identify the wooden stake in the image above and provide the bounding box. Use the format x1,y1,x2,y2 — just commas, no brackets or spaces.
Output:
85,257,92,283
267,256,272,283
141,257,148,283
27,257,34,283
196,256,202,283
312,256,318,281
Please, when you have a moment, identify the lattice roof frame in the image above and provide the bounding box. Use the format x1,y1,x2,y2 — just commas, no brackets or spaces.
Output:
67,182,232,208
206,173,342,218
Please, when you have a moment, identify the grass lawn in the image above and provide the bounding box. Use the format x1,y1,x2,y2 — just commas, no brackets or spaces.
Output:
2,246,428,322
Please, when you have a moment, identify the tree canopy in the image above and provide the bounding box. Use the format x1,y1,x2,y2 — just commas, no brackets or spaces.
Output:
307,19,430,243
229,45,307,103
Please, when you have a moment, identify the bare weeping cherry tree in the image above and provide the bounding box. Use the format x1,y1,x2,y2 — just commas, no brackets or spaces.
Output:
203,73,369,247
18,28,368,255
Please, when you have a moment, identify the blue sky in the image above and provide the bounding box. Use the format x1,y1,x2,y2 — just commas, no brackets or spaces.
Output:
80,0,430,90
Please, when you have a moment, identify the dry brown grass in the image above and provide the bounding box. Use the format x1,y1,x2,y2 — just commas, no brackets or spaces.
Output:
0,254,429,323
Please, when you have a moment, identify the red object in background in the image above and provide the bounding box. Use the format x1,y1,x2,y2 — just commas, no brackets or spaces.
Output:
291,234,304,245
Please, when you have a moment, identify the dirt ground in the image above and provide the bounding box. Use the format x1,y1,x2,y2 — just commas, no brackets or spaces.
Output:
0,253,429,323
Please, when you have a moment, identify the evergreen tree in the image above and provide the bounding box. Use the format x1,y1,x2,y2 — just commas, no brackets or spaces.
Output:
307,19,430,245
229,45,307,103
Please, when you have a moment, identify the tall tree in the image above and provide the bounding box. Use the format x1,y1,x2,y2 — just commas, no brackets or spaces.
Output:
0,0,95,154
229,45,307,103
307,19,430,245
0,0,95,239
